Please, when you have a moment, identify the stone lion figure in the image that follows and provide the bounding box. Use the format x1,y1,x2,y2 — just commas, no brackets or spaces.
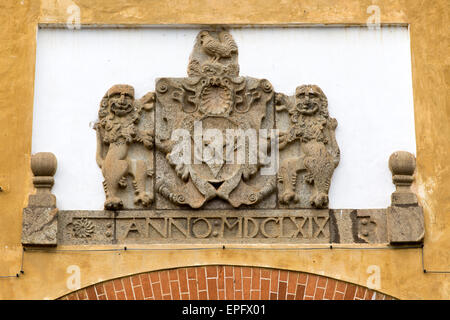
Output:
276,84,340,208
94,84,154,210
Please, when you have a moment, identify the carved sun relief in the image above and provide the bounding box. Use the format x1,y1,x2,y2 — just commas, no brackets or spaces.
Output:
94,30,339,210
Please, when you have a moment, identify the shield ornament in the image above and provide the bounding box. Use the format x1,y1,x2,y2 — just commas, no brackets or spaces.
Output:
155,75,276,209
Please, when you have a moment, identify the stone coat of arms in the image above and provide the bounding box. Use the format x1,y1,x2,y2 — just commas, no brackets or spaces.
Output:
93,30,339,211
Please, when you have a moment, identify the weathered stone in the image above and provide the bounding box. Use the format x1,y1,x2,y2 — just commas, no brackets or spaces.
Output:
58,209,331,244
31,151,57,177
389,151,418,206
387,151,424,243
118,209,331,243
22,207,58,246
23,31,424,248
93,30,341,212
27,193,56,208
58,210,115,245
387,206,424,244
275,85,340,209
54,208,394,245
330,209,388,244
187,30,239,77
94,85,155,210
22,152,58,246
154,30,276,209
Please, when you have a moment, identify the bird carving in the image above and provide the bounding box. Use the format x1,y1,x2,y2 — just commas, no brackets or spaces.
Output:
199,31,238,63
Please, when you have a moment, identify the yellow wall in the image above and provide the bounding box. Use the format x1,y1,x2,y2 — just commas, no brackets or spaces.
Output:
0,0,448,299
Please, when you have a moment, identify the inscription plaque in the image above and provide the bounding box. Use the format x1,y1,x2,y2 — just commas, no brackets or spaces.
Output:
57,209,391,245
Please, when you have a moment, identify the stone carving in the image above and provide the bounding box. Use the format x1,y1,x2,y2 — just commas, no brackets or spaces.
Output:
72,218,95,238
94,84,155,210
357,216,377,241
92,30,339,211
23,30,425,247
115,210,330,243
22,152,58,246
58,211,115,245
329,209,387,244
387,151,424,244
47,150,423,246
276,85,340,209
188,30,239,77
155,30,276,209
58,209,390,245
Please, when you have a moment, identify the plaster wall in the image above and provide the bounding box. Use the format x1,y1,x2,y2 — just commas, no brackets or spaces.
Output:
32,27,415,210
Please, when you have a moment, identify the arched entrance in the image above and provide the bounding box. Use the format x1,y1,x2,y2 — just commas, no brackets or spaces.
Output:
60,266,395,300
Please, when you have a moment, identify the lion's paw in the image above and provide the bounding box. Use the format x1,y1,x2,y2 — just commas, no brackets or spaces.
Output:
104,197,123,210
310,192,328,208
280,191,299,204
134,193,153,207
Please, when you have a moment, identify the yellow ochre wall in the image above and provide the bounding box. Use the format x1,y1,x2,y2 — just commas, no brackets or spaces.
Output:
0,0,448,299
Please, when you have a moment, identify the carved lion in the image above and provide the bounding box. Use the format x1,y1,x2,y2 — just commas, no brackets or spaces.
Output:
94,84,154,210
276,85,340,208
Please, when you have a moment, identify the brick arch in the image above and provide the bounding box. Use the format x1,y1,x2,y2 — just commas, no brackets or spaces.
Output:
60,266,396,300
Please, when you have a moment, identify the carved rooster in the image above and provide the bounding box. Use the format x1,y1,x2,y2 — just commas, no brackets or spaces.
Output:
199,31,238,63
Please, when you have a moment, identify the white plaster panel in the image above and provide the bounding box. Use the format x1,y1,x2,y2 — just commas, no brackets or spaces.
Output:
32,27,415,210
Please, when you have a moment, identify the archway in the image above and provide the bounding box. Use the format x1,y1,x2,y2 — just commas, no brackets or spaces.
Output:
60,266,395,300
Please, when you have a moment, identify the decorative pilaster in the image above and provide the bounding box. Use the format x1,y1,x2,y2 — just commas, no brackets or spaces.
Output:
22,152,58,246
387,151,424,244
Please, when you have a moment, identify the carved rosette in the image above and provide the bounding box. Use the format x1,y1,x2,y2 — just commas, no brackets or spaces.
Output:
72,218,95,238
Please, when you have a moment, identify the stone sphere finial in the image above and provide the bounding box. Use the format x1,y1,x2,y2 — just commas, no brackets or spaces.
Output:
24,152,58,246
31,152,57,177
389,151,415,176
388,151,417,206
